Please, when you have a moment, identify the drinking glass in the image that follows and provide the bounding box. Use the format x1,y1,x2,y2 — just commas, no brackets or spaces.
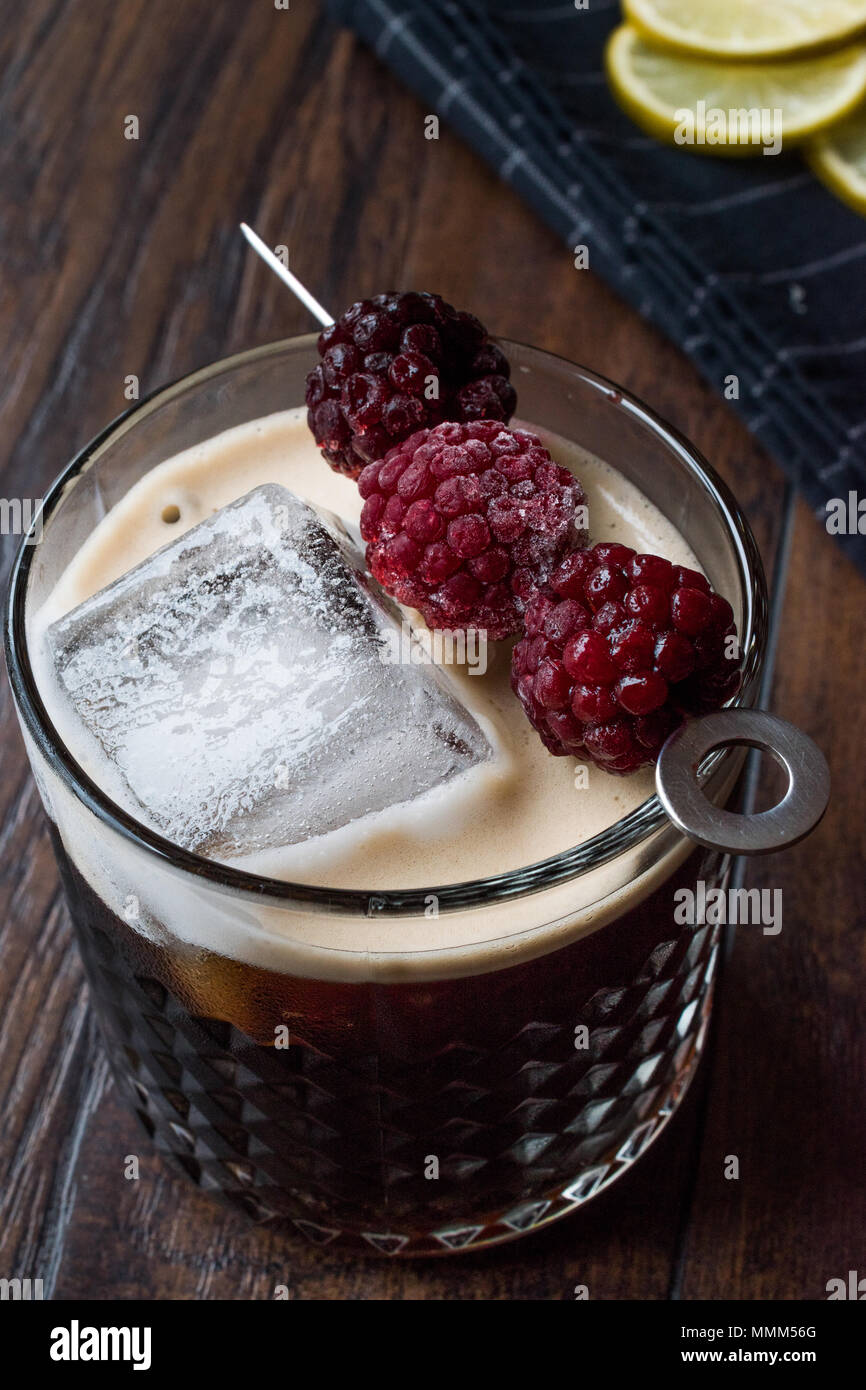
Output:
5,338,766,1254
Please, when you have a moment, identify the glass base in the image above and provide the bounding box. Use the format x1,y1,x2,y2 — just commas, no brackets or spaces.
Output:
156,996,711,1257
77,892,719,1256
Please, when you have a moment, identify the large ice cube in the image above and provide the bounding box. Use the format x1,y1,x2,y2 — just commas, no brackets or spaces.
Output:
46,485,492,858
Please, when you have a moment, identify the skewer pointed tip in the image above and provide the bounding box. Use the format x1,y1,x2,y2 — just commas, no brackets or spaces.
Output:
238,222,334,329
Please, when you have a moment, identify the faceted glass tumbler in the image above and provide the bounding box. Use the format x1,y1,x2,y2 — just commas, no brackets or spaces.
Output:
5,338,766,1254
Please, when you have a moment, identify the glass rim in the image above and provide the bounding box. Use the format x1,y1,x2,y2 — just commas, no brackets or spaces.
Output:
5,335,768,918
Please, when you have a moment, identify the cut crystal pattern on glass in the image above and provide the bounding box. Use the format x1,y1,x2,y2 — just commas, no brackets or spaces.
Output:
74,893,720,1255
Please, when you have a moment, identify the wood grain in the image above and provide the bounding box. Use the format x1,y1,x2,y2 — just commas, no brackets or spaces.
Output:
676,507,866,1301
0,0,860,1301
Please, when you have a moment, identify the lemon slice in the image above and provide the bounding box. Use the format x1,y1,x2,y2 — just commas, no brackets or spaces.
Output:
625,0,866,62
808,107,866,213
606,24,866,154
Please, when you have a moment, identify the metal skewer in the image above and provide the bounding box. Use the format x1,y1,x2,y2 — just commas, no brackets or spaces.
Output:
238,223,829,857
656,708,829,855
240,222,334,328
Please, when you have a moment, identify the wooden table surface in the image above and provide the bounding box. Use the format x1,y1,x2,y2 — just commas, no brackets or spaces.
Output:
1,0,863,1302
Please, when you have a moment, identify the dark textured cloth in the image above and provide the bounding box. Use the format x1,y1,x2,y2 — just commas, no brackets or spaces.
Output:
328,0,866,575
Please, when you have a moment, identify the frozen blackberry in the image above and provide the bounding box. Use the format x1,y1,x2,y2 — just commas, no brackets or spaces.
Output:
305,292,517,478
359,420,587,639
511,544,741,773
